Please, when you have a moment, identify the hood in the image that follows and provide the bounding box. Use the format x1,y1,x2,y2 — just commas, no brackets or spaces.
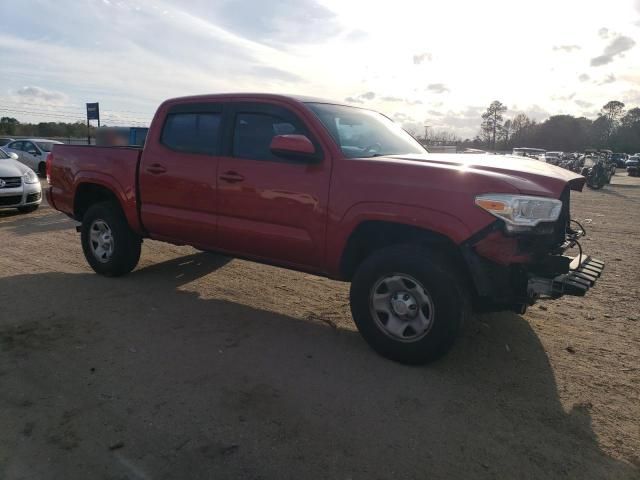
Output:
0,158,31,177
382,153,585,196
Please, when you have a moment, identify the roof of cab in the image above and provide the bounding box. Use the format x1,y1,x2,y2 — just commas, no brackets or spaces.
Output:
162,92,344,106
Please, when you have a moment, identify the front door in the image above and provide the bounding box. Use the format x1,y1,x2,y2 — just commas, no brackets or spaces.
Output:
138,103,223,249
21,141,44,172
5,141,24,163
216,102,332,271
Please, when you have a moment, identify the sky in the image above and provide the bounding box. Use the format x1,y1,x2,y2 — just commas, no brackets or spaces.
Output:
1,0,639,138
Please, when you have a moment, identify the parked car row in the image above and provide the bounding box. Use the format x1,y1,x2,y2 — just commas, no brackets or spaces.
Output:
2,138,63,176
0,147,42,213
626,155,640,177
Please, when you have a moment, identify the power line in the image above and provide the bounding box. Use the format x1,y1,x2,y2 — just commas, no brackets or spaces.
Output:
0,99,154,117
0,107,151,125
1,106,151,122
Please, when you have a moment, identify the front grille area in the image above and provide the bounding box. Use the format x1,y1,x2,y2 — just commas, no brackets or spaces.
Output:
554,187,571,246
0,177,21,188
0,195,22,206
26,192,41,203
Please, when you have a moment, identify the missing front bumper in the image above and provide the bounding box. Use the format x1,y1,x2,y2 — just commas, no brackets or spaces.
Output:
528,255,605,298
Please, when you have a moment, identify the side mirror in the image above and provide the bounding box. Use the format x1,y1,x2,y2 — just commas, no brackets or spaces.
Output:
270,134,319,161
8,152,19,160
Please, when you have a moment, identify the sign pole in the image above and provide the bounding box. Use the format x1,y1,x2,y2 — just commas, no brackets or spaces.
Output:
86,102,100,145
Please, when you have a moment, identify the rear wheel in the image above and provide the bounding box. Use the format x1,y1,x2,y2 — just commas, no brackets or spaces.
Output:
81,201,141,277
38,162,46,177
350,245,468,364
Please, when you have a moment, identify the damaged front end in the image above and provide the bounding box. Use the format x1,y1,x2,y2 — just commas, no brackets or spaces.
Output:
463,187,605,314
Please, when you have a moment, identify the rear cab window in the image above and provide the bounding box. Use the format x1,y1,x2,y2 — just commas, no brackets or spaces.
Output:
161,104,222,155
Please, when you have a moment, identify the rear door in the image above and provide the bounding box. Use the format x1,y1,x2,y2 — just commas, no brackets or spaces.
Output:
215,101,331,270
138,102,224,248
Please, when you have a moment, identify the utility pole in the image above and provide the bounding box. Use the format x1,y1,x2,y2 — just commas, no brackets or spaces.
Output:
423,124,431,146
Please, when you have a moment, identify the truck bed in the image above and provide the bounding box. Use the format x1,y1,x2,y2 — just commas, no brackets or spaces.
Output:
48,145,144,233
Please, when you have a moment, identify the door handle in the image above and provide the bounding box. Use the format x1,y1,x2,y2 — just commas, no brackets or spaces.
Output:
146,163,167,174
219,171,245,183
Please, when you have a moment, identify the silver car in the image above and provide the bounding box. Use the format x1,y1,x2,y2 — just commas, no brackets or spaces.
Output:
3,138,63,176
0,149,42,213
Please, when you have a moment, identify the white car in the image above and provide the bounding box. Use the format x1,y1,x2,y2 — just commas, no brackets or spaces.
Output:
0,149,42,213
3,138,62,176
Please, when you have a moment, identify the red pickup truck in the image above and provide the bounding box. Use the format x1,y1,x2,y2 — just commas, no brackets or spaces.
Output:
47,93,604,364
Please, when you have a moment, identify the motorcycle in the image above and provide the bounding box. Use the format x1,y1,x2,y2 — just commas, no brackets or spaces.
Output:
581,158,608,189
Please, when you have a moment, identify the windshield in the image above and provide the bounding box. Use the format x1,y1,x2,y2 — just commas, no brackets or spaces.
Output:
306,103,426,158
0,149,9,159
36,142,56,152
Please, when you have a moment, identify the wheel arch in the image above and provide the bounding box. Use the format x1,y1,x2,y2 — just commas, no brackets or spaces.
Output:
73,182,121,221
338,220,473,291
72,179,143,234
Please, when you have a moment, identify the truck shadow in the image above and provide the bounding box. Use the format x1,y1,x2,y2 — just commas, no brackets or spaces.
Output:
0,253,636,480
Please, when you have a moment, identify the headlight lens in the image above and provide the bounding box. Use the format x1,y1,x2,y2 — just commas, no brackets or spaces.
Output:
475,194,562,227
23,169,39,184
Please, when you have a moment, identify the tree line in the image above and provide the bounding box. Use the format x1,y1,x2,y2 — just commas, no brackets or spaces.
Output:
0,117,96,138
475,100,640,153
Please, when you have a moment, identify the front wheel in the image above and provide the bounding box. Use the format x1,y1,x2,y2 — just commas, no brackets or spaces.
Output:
350,245,469,364
81,202,141,277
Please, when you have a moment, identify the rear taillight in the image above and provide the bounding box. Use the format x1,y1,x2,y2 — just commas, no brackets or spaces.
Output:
45,153,53,183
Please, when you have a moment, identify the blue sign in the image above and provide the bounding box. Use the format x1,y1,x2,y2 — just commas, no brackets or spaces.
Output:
86,103,100,121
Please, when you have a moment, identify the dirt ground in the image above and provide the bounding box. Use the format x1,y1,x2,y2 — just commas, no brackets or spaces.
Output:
0,172,638,480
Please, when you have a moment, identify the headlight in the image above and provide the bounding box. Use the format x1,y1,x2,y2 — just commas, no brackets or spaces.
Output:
475,194,562,228
23,169,39,184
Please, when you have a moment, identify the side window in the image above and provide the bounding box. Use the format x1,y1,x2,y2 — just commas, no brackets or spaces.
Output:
9,141,23,151
23,142,38,154
161,112,221,154
233,113,301,161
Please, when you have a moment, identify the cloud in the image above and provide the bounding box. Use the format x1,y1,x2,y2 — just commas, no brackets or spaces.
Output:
579,73,590,82
346,91,376,103
381,96,403,102
412,52,432,64
598,74,616,84
14,86,68,104
598,27,610,39
406,99,423,105
249,66,303,83
590,35,636,66
345,29,367,42
553,44,581,52
427,110,444,116
575,99,594,108
426,83,449,94
193,0,343,46
552,92,576,101
393,112,415,123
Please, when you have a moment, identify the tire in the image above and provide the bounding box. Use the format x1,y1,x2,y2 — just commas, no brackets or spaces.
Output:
38,162,46,177
350,244,469,365
81,201,141,277
17,204,39,214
